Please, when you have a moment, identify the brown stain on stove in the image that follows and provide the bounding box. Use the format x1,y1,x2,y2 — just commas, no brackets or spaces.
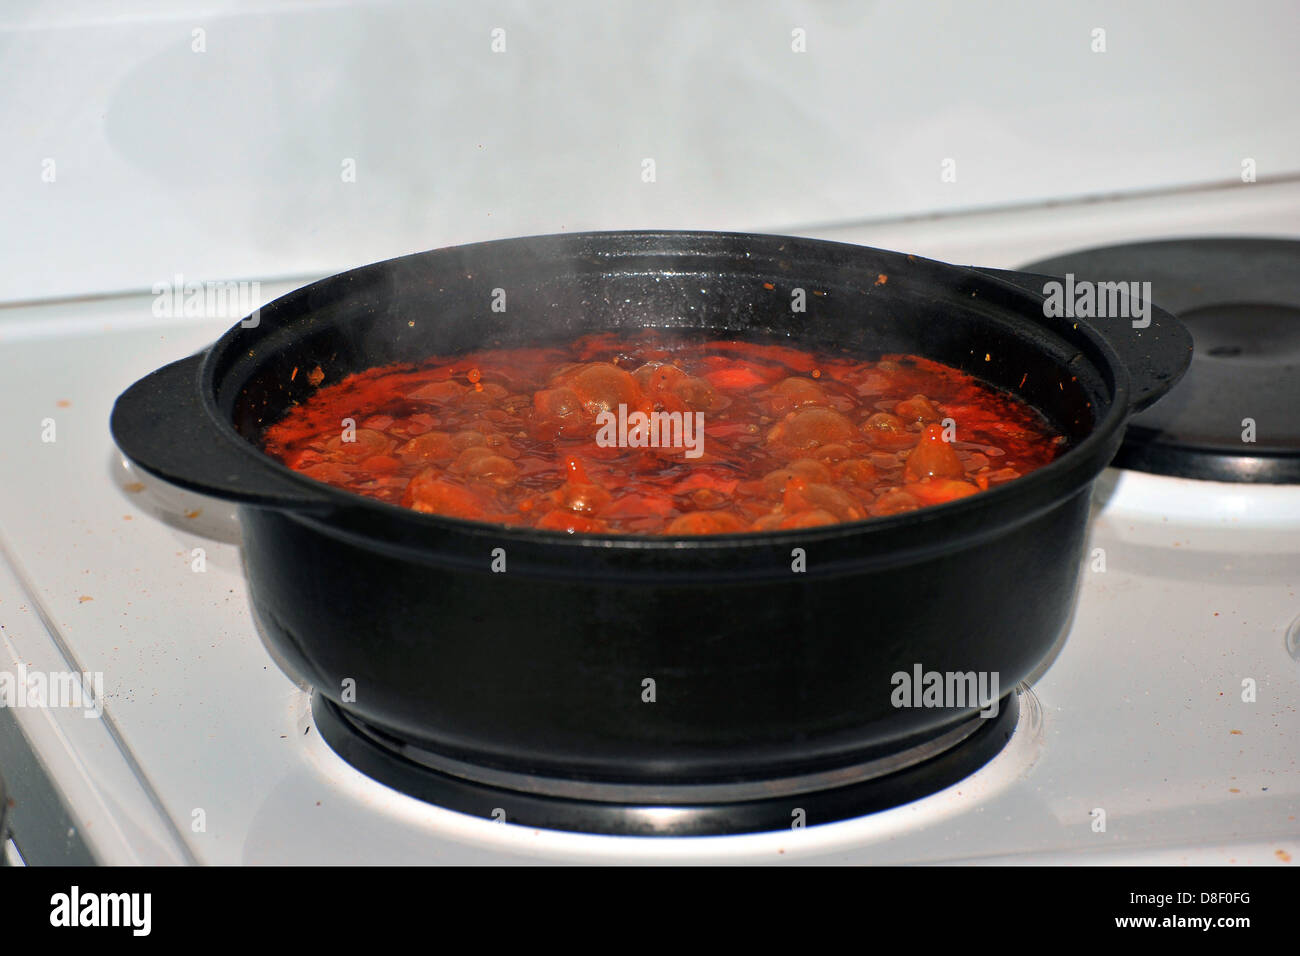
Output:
1277,849,1292,863
78,595,93,603
56,399,70,408
123,482,145,493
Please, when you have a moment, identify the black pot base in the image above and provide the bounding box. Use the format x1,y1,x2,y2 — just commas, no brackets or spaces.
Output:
311,692,1021,836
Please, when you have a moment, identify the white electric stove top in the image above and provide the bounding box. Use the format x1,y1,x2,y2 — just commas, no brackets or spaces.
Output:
2,183,1298,865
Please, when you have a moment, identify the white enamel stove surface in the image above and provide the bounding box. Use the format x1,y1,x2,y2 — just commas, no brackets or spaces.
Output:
1,186,1298,865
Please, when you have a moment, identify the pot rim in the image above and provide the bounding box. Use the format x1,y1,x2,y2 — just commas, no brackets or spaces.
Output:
197,229,1149,552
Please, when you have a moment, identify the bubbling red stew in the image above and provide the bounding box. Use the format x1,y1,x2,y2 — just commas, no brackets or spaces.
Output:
261,331,1064,534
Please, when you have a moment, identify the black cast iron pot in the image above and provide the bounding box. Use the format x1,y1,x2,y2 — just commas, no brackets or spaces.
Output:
111,231,1190,791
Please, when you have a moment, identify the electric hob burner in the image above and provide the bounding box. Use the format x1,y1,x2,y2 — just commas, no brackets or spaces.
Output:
1020,237,1300,483
311,693,1020,836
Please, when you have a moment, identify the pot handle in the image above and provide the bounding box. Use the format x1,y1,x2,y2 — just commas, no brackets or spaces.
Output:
110,352,333,511
970,266,1193,414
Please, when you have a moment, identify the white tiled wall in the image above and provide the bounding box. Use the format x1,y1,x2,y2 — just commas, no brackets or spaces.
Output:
2,0,1297,302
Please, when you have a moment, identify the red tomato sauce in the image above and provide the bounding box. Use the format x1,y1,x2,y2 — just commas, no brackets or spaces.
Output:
261,331,1065,534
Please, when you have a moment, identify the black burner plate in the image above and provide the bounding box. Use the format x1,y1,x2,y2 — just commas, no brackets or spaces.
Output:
1020,237,1300,483
312,693,1020,836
